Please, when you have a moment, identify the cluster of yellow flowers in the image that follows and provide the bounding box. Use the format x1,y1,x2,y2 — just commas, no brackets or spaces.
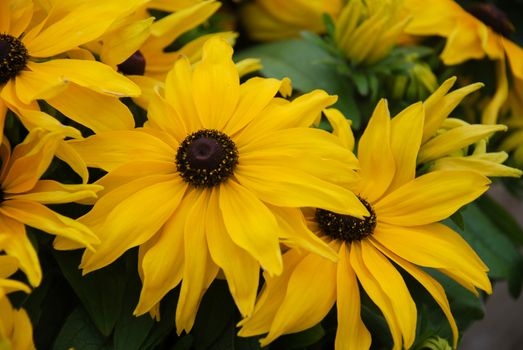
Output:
1,0,522,349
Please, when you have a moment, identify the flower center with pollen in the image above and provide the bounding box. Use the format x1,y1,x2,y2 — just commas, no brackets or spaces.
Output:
315,197,377,243
0,34,28,84
176,129,238,188
466,3,515,37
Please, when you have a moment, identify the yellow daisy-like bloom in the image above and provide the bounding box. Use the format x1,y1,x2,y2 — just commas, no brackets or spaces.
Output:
64,38,368,333
0,128,101,287
239,103,492,350
0,256,34,350
335,0,408,66
240,0,343,42
403,0,523,125
0,0,141,133
417,77,522,178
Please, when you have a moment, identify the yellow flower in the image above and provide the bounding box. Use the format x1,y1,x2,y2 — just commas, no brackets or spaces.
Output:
335,0,408,65
0,129,101,287
418,77,522,178
240,0,343,42
0,256,34,350
403,0,523,125
0,0,141,133
64,38,367,334
239,102,492,350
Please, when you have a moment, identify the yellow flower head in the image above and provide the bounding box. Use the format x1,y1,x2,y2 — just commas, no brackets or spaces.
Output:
0,0,141,133
240,0,343,41
0,256,34,350
239,102,492,350
335,0,408,65
64,37,368,334
0,129,101,287
418,77,522,178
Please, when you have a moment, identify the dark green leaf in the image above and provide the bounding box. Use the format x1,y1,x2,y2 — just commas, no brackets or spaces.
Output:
53,307,111,350
271,323,325,350
449,211,465,231
54,251,127,336
141,289,180,350
476,194,523,246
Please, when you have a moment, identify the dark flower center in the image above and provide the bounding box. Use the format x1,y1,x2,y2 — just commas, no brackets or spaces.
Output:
0,34,28,84
315,197,377,243
466,3,514,37
176,129,238,188
117,51,146,76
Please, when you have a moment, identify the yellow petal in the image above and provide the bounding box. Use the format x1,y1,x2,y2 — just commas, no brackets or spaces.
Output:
176,190,219,334
431,154,523,178
235,164,366,217
0,255,20,279
335,243,371,350
375,170,490,226
206,188,260,317
419,124,507,163
503,37,523,80
81,175,186,274
30,59,140,97
192,37,240,130
219,180,282,275
1,200,99,251
128,75,164,110
55,141,89,184
261,253,337,346
372,222,491,295
440,21,485,65
146,88,188,143
324,108,355,151
482,59,508,125
370,239,459,348
0,214,41,286
389,102,424,191
7,180,101,204
13,62,67,104
0,278,31,295
67,130,175,172
357,99,396,202
46,84,135,132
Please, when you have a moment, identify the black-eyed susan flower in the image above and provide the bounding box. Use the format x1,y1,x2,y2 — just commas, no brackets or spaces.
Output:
0,129,101,287
0,256,34,350
418,77,522,178
0,0,142,133
240,0,343,41
64,37,368,334
239,102,492,350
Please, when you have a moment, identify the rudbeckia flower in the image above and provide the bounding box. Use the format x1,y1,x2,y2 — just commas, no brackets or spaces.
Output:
0,0,142,133
64,38,368,333
403,0,523,125
0,256,34,350
0,129,101,287
239,103,492,350
240,0,343,42
335,0,408,66
417,77,522,178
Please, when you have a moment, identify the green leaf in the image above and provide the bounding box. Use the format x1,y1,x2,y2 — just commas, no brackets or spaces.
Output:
192,280,237,350
140,289,180,350
450,203,523,298
236,39,361,128
54,250,127,336
476,194,523,246
271,323,325,350
53,307,111,350
449,211,465,231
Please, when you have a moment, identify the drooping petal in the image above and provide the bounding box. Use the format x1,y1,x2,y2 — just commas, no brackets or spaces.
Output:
324,108,355,151
55,141,89,184
260,252,337,346
235,164,367,218
389,102,424,191
370,239,459,348
431,154,523,178
219,180,282,275
192,37,240,130
66,130,175,172
6,180,101,204
0,214,41,286
375,170,490,226
0,255,19,279
1,200,99,251
80,175,186,273
357,99,396,202
176,190,219,334
372,223,491,294
335,243,371,350
206,188,260,317
45,84,135,132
